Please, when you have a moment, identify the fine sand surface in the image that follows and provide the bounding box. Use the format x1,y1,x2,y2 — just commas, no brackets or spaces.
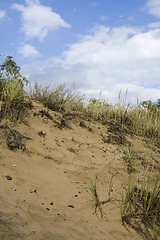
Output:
0,101,159,240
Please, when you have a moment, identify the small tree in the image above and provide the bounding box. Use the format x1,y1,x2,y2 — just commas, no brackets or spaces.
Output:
141,99,160,113
0,55,28,87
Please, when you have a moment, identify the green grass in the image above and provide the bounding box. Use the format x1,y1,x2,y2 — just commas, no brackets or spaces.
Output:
120,176,160,239
88,175,101,210
88,174,114,218
122,143,136,174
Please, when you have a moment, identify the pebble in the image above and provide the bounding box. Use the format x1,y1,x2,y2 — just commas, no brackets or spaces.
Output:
13,164,16,167
68,205,74,208
6,176,12,181
30,189,37,193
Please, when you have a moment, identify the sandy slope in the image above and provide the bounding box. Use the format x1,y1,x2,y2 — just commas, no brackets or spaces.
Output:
0,101,159,240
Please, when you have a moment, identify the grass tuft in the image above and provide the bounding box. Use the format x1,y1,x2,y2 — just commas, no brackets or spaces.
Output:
120,176,160,238
88,175,114,219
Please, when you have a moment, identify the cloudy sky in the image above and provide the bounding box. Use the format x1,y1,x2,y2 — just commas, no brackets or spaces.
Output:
0,0,160,103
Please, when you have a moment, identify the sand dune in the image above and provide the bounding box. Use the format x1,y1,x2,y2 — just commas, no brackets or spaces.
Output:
0,101,159,240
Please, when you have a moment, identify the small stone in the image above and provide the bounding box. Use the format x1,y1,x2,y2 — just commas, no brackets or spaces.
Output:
68,205,74,208
30,189,36,193
46,208,50,211
50,202,54,205
74,195,78,197
13,164,16,167
6,176,12,181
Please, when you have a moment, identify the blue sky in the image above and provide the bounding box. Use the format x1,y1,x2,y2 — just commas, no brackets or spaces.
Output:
0,0,160,103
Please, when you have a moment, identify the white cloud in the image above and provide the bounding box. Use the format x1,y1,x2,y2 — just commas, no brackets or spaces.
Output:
0,10,6,19
147,0,160,18
19,44,40,58
12,0,71,41
148,21,160,29
22,25,160,104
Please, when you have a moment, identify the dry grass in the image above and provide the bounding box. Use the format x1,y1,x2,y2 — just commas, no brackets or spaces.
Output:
0,78,27,122
0,56,29,123
29,84,160,141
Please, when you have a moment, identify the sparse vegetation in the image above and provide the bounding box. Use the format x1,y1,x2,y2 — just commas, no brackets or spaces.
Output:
89,175,101,210
29,83,160,141
88,174,114,218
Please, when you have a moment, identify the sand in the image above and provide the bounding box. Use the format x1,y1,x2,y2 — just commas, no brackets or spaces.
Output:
0,101,159,240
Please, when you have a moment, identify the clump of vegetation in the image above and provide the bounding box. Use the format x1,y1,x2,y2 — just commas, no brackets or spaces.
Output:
88,174,114,218
89,175,101,212
0,56,29,123
120,176,160,239
30,83,84,114
122,143,136,174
